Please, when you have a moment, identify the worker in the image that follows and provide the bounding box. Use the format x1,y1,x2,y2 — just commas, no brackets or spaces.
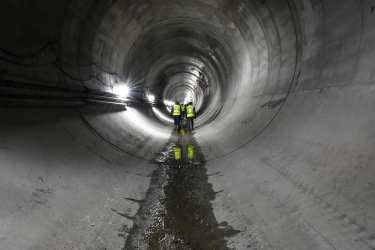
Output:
180,103,187,130
181,103,186,118
171,101,181,130
186,102,196,131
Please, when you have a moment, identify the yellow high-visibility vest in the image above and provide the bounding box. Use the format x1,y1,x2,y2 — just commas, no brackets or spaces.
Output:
186,105,195,118
187,144,195,160
181,105,186,112
173,104,181,116
174,147,181,160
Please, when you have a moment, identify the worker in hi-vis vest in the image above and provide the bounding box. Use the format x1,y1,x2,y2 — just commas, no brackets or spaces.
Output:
180,103,187,129
181,103,186,119
186,102,196,131
171,101,181,130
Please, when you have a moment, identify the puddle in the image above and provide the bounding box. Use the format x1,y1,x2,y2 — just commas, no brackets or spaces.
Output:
124,132,239,250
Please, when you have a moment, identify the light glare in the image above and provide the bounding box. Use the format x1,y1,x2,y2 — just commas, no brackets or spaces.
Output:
147,93,156,102
163,100,174,106
113,84,130,98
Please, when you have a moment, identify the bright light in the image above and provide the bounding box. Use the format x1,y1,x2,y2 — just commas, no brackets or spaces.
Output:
147,93,156,103
163,100,174,106
113,84,130,99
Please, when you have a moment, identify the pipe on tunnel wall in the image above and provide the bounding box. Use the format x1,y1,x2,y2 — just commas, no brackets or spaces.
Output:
1,0,375,249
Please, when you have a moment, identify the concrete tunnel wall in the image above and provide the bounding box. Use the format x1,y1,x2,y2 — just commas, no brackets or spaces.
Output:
0,0,375,249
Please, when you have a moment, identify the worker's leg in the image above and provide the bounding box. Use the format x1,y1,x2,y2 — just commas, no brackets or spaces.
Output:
174,117,179,130
181,116,185,130
177,117,181,130
187,118,192,131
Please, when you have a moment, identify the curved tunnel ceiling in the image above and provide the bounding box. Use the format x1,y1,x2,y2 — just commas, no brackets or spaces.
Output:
1,0,375,249
59,0,301,159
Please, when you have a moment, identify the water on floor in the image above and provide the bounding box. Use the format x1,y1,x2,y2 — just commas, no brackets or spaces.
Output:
124,130,240,249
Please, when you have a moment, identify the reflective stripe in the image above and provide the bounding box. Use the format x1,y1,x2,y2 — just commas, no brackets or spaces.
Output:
186,105,195,118
174,147,181,160
173,104,181,116
187,144,195,160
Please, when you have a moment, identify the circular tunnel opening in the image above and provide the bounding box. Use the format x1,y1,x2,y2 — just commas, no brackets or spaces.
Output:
60,0,301,160
2,0,375,249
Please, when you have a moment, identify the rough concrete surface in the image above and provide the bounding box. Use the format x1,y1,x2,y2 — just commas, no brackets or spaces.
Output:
1,0,375,249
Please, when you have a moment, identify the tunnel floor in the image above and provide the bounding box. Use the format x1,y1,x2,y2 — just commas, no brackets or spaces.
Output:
124,130,240,250
3,1,375,249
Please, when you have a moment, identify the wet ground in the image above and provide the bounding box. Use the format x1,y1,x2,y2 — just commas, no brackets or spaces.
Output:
124,130,240,250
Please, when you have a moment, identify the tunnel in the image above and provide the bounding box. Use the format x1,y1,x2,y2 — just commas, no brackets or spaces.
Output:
1,0,375,249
